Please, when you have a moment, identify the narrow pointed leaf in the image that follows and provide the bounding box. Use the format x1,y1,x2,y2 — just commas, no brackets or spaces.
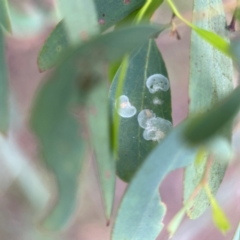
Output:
109,38,172,182
38,0,146,71
31,24,168,230
87,81,115,222
184,0,233,219
0,27,9,133
0,0,11,32
112,124,197,240
204,185,231,233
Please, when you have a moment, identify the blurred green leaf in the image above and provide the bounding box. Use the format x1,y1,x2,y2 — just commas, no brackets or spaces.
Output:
232,222,240,240
0,0,11,32
31,65,86,231
38,21,69,72
109,38,172,182
32,24,168,230
57,0,99,44
184,0,233,219
204,185,231,233
184,86,240,144
87,81,115,222
0,26,9,133
38,0,146,72
166,0,231,56
112,124,197,240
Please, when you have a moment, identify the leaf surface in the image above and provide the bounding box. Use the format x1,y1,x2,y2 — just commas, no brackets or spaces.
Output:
57,0,99,44
184,86,240,144
184,0,233,219
112,124,197,240
38,0,146,71
87,81,115,222
109,38,172,182
0,27,9,133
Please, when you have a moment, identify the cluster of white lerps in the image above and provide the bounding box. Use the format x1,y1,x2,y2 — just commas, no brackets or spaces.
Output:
115,74,172,142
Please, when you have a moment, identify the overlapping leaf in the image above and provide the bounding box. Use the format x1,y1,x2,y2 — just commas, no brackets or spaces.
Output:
184,0,233,219
109,38,172,182
31,24,168,230
87,81,115,222
184,86,240,144
112,124,197,240
38,0,146,71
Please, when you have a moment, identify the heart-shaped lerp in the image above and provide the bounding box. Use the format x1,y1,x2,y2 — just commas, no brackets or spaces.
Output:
115,95,137,118
146,73,170,93
138,109,172,142
137,109,156,128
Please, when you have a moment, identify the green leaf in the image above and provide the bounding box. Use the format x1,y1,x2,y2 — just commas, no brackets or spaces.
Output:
38,0,146,72
57,0,99,44
166,0,231,56
0,0,11,32
204,185,231,233
0,26,9,133
184,86,240,144
112,124,197,240
31,24,168,230
184,0,233,219
31,65,86,230
109,38,172,182
37,21,69,72
87,81,115,222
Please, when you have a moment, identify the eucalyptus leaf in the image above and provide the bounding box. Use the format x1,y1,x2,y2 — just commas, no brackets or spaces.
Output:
184,86,240,144
0,26,9,133
87,81,115,222
38,0,146,72
184,0,233,219
31,65,86,231
0,0,11,32
112,124,197,240
31,24,168,230
109,39,172,182
57,0,99,44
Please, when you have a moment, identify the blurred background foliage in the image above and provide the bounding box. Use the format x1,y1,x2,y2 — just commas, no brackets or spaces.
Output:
1,0,240,240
